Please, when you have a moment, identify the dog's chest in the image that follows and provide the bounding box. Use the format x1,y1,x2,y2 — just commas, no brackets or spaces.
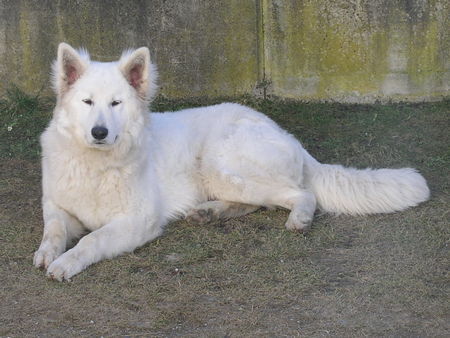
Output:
52,160,130,230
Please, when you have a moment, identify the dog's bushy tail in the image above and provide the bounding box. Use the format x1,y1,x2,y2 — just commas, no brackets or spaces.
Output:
303,151,430,215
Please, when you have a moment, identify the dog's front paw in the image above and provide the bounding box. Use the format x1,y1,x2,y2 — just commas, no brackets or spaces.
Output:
34,245,61,269
46,253,84,282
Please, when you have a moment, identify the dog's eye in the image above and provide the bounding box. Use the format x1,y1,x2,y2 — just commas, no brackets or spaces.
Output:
111,100,122,107
82,99,93,105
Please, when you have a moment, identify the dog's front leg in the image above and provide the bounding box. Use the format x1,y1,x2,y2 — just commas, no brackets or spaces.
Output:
34,200,85,269
46,215,163,281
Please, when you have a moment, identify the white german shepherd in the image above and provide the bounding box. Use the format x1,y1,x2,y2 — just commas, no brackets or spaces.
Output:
34,43,430,281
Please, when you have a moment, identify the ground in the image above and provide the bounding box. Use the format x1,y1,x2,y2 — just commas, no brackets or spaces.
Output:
0,90,448,337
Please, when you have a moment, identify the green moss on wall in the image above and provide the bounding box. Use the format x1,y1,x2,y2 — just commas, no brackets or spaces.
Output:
409,20,440,85
206,1,259,96
264,0,449,102
18,4,33,92
264,0,391,100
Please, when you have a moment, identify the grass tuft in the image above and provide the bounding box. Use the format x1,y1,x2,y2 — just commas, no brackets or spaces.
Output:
0,87,53,159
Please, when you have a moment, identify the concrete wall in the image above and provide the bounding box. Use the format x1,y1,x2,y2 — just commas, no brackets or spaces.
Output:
263,0,450,102
0,0,449,102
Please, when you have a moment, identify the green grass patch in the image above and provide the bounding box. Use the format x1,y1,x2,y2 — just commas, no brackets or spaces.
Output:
0,87,53,159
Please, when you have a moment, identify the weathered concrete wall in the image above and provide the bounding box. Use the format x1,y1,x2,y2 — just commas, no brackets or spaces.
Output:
263,0,450,102
0,0,449,102
0,0,260,98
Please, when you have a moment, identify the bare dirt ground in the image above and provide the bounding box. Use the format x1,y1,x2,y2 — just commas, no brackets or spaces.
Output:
0,97,448,337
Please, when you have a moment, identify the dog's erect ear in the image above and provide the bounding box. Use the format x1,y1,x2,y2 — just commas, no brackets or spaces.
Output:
119,47,158,100
52,43,89,96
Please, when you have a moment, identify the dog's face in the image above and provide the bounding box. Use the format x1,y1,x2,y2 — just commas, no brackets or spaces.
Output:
52,43,157,150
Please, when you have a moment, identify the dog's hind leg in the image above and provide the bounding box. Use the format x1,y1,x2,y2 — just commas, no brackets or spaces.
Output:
186,201,260,225
205,177,317,232
226,184,317,233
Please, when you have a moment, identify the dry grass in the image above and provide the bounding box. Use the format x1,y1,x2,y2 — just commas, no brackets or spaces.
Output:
0,92,449,336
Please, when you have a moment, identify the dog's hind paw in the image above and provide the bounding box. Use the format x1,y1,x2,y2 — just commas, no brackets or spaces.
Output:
185,208,217,225
284,211,313,234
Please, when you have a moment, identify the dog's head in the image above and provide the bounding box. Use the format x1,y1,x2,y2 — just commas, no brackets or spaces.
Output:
51,43,158,150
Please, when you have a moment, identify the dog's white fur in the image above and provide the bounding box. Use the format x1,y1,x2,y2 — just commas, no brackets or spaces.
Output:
34,43,430,281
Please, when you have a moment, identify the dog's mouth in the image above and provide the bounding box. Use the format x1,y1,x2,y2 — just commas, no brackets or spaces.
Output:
90,135,119,148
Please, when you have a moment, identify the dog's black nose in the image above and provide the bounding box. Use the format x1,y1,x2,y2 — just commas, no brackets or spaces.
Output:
91,126,108,140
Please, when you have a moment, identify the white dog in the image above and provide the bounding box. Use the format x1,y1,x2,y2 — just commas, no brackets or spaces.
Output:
34,43,430,281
